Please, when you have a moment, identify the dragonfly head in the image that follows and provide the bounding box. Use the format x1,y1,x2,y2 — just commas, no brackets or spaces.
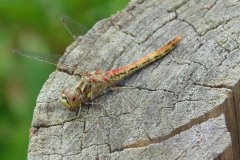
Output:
59,87,81,110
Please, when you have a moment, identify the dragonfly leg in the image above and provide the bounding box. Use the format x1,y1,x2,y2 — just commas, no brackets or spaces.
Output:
104,86,138,94
61,104,82,124
112,86,138,90
85,102,111,117
76,104,82,118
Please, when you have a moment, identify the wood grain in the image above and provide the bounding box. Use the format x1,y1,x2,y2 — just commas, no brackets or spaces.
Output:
28,0,240,159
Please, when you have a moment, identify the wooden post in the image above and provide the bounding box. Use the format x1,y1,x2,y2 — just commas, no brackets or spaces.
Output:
28,0,240,159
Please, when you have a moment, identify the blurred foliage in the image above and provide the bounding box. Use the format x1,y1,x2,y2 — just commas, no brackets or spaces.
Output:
0,0,128,159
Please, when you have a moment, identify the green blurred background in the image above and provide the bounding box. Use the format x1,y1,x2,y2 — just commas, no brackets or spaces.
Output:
0,0,128,159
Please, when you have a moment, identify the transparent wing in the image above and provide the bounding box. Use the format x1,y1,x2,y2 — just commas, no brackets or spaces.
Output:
61,15,89,40
12,49,61,65
13,16,90,73
13,16,108,74
12,49,92,74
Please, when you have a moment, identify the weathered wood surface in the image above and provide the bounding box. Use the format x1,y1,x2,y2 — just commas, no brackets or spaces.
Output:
28,0,240,159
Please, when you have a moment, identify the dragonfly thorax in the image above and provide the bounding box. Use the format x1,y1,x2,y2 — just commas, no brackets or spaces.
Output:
59,71,113,110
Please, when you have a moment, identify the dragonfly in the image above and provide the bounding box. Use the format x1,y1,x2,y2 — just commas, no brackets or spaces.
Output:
13,15,182,121
14,16,183,155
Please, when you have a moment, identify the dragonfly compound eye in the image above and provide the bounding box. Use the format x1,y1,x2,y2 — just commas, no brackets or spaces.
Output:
66,91,77,102
62,87,70,95
59,87,80,110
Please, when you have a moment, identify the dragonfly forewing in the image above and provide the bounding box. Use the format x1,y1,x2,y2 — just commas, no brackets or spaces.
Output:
12,49,61,65
61,15,89,40
12,49,90,75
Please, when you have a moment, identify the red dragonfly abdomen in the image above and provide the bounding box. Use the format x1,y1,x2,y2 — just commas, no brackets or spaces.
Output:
105,36,183,82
